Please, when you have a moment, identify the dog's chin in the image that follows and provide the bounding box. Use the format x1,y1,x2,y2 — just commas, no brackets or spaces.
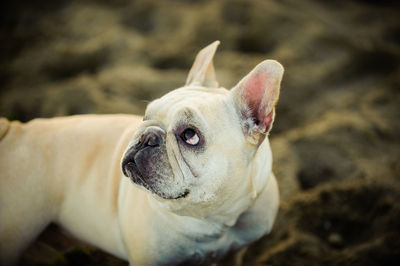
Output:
124,163,189,200
133,177,190,200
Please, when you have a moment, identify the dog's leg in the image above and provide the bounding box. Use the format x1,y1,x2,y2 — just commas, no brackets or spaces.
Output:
0,221,50,266
0,175,56,266
0,119,58,265
0,199,53,266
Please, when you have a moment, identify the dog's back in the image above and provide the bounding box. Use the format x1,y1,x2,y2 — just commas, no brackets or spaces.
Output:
0,114,141,265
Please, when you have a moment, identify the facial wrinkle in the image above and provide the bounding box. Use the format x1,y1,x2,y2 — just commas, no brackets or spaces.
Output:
166,131,185,182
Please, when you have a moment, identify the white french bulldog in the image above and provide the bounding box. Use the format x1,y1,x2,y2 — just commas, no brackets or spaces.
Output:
0,41,283,265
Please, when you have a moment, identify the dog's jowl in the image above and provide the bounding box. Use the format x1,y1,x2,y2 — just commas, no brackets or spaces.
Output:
0,41,284,265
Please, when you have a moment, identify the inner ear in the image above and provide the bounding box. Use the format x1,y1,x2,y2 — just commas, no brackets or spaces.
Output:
231,60,284,141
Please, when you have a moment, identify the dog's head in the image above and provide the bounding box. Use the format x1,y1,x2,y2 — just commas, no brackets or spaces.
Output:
121,41,283,219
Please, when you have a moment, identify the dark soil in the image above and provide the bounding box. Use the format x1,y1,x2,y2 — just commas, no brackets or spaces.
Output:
1,0,399,265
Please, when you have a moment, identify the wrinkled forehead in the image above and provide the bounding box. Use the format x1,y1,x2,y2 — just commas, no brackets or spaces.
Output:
145,86,231,127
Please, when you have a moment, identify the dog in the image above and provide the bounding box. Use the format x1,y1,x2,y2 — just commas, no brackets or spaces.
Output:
0,41,283,265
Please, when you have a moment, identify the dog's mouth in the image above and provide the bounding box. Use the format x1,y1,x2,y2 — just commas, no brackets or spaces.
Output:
123,161,190,200
174,189,190,199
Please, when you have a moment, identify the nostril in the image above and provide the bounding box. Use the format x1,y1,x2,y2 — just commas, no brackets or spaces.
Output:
146,134,160,147
139,126,165,148
140,132,161,147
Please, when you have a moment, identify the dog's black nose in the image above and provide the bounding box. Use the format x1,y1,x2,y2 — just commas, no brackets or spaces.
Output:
122,126,165,177
138,126,165,148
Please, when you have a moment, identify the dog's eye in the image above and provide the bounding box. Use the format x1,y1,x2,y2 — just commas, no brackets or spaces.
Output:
181,129,200,146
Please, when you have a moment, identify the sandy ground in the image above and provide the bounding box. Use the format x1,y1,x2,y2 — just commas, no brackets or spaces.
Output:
1,0,399,265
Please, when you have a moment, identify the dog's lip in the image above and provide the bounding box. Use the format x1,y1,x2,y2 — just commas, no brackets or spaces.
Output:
124,161,144,183
171,189,190,200
157,189,190,200
126,161,137,170
122,160,138,177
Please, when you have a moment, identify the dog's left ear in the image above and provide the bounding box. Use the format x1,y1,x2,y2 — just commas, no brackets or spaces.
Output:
231,60,284,145
185,41,220,88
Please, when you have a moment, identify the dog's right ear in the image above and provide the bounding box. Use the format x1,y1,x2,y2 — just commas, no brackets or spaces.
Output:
185,41,220,88
231,60,284,145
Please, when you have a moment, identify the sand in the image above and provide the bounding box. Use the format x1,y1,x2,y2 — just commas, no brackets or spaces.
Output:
1,0,399,265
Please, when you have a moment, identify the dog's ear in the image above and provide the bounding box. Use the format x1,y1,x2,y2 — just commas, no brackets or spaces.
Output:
231,60,284,145
185,41,220,88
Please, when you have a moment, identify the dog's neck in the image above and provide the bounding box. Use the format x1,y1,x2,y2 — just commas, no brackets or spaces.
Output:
209,138,273,226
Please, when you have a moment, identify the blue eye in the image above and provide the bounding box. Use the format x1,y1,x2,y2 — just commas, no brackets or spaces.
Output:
181,129,200,146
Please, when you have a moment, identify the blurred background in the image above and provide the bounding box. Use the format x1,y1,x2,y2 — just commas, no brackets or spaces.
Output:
1,0,400,265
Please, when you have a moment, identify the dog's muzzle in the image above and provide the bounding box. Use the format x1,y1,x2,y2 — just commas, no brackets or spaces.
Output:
122,126,165,177
121,126,189,200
